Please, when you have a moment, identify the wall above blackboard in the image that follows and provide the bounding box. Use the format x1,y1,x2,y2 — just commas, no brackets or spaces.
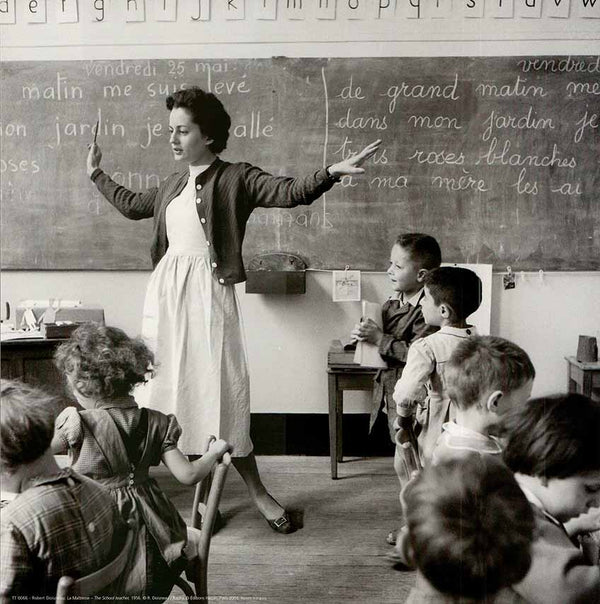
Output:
1,56,598,271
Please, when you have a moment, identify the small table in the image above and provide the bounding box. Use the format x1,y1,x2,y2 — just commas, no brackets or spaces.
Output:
327,360,377,479
565,356,600,399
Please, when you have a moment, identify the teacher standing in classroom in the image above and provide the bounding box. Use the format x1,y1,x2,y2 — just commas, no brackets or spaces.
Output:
86,87,380,533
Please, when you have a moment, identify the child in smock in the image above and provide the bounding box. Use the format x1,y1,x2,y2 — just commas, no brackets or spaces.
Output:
52,323,230,600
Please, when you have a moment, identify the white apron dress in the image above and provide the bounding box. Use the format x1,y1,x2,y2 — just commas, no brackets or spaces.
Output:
136,164,252,456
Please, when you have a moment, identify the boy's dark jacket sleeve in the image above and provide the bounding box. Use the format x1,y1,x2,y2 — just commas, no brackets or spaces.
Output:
378,305,437,365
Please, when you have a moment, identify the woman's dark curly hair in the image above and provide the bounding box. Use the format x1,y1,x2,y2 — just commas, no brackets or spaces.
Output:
55,323,154,400
166,87,231,154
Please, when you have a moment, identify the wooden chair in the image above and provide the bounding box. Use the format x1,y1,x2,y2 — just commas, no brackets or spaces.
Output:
56,528,135,604
174,440,231,601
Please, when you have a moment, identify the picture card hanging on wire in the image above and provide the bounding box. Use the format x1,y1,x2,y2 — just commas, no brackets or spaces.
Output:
332,266,361,302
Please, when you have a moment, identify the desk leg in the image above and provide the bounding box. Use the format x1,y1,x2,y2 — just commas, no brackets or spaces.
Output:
328,373,338,480
336,388,343,465
582,372,593,398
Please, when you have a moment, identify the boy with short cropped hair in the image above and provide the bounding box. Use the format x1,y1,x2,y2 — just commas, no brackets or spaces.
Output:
432,335,535,465
393,266,483,469
404,454,535,603
351,233,441,443
503,393,600,603
0,379,124,598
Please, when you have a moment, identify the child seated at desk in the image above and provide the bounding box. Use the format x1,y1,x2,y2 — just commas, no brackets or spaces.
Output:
502,393,600,603
391,334,535,563
52,323,230,600
403,454,535,603
0,379,125,598
432,334,535,465
351,233,441,444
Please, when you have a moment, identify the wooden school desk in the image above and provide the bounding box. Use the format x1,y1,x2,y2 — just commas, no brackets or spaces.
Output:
565,356,600,400
327,350,377,479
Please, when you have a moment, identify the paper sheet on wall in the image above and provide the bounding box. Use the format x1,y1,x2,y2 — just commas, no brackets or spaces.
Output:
445,263,493,335
353,301,388,369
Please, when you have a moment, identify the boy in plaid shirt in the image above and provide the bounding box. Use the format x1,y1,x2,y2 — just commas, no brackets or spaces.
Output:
0,379,125,598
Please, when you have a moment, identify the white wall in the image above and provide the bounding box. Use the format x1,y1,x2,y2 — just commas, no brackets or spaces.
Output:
2,269,599,412
2,5,599,412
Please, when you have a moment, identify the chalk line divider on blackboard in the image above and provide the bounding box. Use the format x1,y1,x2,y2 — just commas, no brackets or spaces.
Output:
321,65,330,219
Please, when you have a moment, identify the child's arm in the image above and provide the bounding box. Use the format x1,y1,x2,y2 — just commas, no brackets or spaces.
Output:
393,341,434,420
515,520,600,603
162,438,230,486
379,308,438,365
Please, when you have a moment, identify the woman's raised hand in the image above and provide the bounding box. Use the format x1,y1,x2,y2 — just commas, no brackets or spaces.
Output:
328,139,382,178
86,142,102,177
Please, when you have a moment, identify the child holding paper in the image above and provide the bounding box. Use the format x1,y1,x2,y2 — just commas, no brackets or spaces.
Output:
351,234,442,444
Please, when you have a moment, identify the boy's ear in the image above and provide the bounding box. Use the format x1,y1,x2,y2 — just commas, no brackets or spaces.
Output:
439,303,452,319
486,390,503,412
416,268,428,282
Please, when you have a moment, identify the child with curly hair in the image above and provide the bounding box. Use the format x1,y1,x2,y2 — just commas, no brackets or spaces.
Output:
52,323,230,599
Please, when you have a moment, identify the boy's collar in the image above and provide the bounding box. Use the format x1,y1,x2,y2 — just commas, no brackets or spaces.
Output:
515,477,566,530
391,288,423,307
438,325,477,337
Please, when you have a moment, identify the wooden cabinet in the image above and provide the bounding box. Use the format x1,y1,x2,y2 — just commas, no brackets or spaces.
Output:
1,338,73,404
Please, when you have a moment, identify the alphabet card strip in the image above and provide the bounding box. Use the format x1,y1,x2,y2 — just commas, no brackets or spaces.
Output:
0,0,16,24
340,0,369,19
126,0,145,22
490,0,515,18
463,0,485,18
26,0,47,23
517,0,543,17
256,0,277,19
154,0,177,21
545,0,570,18
184,0,210,21
398,0,423,20
428,0,453,19
577,0,599,17
316,0,337,19
376,0,396,19
56,0,79,23
282,0,307,20
223,0,245,20
86,0,109,23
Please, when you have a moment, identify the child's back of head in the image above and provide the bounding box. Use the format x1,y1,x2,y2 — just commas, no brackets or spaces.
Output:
395,233,442,271
405,453,534,601
445,335,535,416
1,379,57,473
422,266,482,324
55,323,154,401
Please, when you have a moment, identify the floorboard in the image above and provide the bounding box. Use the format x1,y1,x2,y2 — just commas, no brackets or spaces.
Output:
154,455,415,603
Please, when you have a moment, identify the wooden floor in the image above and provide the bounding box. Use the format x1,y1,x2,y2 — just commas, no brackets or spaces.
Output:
154,455,415,603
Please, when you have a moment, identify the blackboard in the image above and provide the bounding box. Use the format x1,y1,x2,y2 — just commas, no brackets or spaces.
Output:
1,56,598,271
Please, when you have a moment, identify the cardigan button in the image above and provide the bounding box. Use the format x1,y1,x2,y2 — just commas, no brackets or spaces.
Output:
211,262,217,268
196,198,202,204
206,241,211,246
219,278,225,284
196,184,202,190
200,218,206,224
